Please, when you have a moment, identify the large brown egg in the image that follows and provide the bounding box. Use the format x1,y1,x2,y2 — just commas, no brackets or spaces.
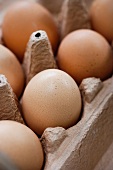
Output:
0,45,24,97
0,120,44,170
57,29,113,84
2,1,59,62
90,0,113,42
22,69,82,135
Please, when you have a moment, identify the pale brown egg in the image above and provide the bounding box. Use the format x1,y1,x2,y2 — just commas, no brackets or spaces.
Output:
90,0,113,42
0,44,24,97
2,1,59,62
0,120,44,170
57,29,113,84
0,152,19,170
22,69,82,135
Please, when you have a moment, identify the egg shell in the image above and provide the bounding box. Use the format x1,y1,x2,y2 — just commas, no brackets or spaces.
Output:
22,69,82,135
0,152,19,170
57,29,113,84
2,1,59,62
90,0,113,42
0,120,44,170
0,44,24,97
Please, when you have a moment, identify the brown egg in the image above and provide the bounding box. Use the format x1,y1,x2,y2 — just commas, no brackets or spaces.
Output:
57,29,113,84
0,120,44,170
2,1,59,62
0,152,19,170
0,45,24,97
90,0,113,42
22,69,82,135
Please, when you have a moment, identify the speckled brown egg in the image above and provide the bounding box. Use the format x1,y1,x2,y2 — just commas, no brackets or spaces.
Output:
0,120,44,170
2,1,59,62
90,0,113,42
0,44,24,97
57,29,113,84
22,69,82,135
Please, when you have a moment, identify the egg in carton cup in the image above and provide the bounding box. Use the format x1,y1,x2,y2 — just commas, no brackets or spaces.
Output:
0,0,113,170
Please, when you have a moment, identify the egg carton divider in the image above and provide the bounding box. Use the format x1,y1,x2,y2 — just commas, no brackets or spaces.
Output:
0,74,25,124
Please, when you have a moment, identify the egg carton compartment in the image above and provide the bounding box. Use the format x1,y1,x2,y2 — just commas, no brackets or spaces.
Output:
41,76,113,170
0,0,113,170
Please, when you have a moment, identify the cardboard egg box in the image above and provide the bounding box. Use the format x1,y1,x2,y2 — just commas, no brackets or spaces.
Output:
0,0,113,169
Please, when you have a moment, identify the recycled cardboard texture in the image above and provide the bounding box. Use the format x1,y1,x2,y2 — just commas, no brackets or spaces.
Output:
23,30,57,84
0,75,24,124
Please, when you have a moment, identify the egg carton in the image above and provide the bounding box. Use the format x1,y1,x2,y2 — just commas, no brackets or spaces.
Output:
0,0,113,170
